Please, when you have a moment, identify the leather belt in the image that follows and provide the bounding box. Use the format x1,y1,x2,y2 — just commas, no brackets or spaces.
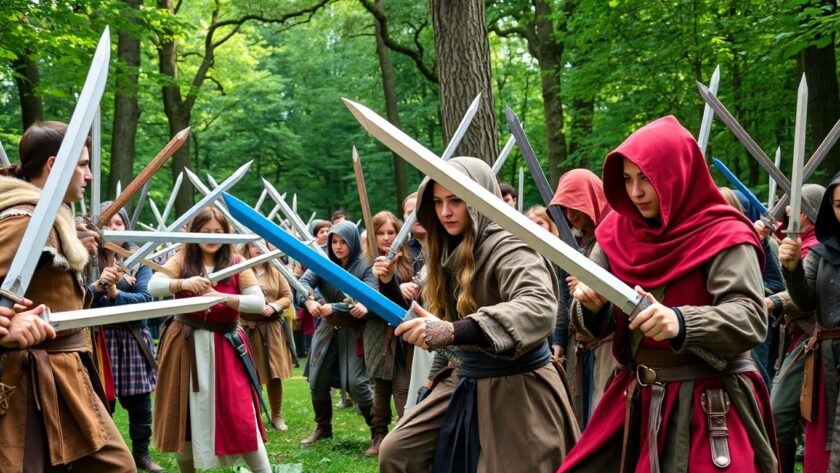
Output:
174,315,238,392
801,325,840,421
105,322,157,371
623,350,756,473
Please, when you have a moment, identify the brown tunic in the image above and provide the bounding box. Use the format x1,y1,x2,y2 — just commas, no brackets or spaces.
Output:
0,176,133,472
241,265,294,382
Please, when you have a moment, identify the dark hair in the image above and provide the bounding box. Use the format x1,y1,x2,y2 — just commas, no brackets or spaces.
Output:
311,220,331,237
0,121,91,181
331,209,348,223
499,183,517,199
181,207,235,281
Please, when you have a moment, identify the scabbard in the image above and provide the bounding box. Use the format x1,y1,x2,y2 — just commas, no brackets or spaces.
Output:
223,331,269,421
800,337,818,422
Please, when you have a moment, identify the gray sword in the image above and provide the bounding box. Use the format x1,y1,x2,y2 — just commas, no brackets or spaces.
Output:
254,188,268,213
262,179,323,253
506,108,579,250
697,64,720,157
123,161,252,269
343,97,727,370
47,296,226,331
149,199,166,229
0,27,110,308
786,75,807,236
696,81,818,222
769,117,840,221
0,139,10,167
148,242,181,261
292,193,298,216
352,147,377,256
103,230,258,245
384,93,482,262
160,171,184,229
129,180,152,230
492,134,516,175
517,166,524,213
206,249,284,284
185,169,310,296
768,147,780,209
115,180,122,199
91,107,102,218
306,211,317,227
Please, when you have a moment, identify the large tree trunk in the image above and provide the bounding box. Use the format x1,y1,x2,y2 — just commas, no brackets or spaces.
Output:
431,0,499,163
12,52,44,131
802,4,840,185
568,97,593,167
373,0,407,211
109,0,143,198
157,0,193,215
533,0,567,186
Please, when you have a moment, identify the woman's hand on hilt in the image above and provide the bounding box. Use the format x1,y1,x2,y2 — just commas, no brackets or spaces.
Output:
628,286,680,341
395,303,454,350
573,281,607,313
778,237,802,272
373,254,399,284
181,276,212,294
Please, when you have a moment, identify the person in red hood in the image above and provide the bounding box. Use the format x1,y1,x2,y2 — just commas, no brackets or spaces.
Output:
549,169,619,426
558,116,777,473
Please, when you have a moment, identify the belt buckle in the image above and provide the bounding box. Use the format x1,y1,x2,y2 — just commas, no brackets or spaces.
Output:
635,364,660,386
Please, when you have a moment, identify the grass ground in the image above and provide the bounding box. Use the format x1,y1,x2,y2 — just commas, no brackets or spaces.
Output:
112,359,379,473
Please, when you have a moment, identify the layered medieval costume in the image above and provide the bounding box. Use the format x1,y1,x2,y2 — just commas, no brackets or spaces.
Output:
559,116,778,473
379,157,579,473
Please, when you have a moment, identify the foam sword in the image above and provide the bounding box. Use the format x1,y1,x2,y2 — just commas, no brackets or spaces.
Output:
343,97,727,370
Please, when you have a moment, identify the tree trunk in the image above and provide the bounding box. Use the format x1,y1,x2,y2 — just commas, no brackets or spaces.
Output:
373,0,407,211
157,0,193,215
431,0,499,163
12,52,44,131
533,0,567,186
802,7,840,185
109,0,143,198
568,97,593,167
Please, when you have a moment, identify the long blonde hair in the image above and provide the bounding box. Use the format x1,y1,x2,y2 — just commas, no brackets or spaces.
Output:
364,211,413,282
421,187,478,321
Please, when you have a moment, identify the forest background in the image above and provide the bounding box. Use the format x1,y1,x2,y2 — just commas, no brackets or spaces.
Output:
1,0,839,222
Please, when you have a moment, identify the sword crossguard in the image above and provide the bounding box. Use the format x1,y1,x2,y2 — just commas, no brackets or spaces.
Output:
0,289,25,307
626,296,653,323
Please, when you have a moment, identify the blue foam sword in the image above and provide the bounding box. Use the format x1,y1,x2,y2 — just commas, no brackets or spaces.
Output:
223,192,408,327
711,157,774,226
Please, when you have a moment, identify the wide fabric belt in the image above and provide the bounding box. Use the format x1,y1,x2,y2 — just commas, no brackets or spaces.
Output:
622,350,756,473
801,325,840,421
433,342,552,473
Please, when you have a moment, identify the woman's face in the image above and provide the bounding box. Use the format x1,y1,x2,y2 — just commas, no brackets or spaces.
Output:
197,218,225,256
376,221,397,255
433,182,469,236
527,211,552,232
832,185,840,224
247,243,261,259
316,226,331,245
331,234,350,262
623,158,660,220
108,213,126,246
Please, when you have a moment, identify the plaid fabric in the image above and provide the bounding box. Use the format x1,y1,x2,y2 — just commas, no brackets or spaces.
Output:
104,326,157,396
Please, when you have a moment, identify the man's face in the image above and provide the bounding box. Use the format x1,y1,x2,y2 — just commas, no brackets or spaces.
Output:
403,197,427,239
502,193,517,208
63,147,92,204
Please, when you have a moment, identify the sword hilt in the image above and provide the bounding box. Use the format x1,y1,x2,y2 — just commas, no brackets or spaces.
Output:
0,289,24,309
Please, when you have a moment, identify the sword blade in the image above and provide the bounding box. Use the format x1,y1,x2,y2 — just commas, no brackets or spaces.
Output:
441,93,482,161
123,160,252,268
505,108,579,250
0,139,10,166
711,158,769,215
492,133,516,175
787,75,808,234
517,166,524,213
103,230,257,245
149,198,165,229
161,171,184,228
224,193,407,327
207,249,283,284
343,97,644,314
697,64,720,157
768,147,780,209
129,180,152,230
91,107,102,218
254,188,268,213
352,147,377,255
1,27,110,307
47,296,226,331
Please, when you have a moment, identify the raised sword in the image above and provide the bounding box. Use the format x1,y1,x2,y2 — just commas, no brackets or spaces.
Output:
352,147,377,255
786,75,807,237
102,230,258,245
206,249,284,284
697,65,720,157
0,27,110,308
47,296,226,331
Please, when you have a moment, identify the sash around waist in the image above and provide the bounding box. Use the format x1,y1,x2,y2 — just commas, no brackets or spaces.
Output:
458,342,552,378
175,314,238,333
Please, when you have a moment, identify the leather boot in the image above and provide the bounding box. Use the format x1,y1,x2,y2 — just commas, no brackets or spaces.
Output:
777,441,796,473
359,403,383,456
135,454,166,473
300,400,333,445
130,423,165,472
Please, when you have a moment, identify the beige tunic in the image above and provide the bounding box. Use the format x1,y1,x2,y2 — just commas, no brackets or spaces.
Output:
242,265,294,382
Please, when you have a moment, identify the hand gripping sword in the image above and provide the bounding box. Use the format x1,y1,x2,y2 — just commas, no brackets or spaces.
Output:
343,97,728,370
1,28,110,308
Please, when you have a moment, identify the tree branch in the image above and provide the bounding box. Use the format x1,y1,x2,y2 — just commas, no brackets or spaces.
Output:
358,0,438,83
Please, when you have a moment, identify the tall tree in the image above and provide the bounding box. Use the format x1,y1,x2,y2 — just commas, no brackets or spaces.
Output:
109,0,143,197
431,0,499,163
11,52,43,130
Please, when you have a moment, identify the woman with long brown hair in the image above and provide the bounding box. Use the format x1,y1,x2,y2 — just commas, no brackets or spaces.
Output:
362,211,413,456
148,207,271,472
240,240,295,431
379,157,579,472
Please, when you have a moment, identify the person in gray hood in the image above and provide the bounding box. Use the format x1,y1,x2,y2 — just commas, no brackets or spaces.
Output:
379,157,579,473
299,221,376,451
780,171,840,473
